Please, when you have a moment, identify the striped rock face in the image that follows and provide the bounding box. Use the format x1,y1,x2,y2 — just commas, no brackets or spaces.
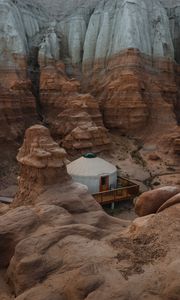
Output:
0,0,179,157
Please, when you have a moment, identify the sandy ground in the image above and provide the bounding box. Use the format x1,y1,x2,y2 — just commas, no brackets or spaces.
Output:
103,200,137,221
100,131,180,191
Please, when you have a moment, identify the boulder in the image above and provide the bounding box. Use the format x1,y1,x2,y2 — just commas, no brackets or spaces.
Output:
135,186,180,216
157,193,180,213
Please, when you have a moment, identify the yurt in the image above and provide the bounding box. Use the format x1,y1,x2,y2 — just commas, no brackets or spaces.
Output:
67,153,117,194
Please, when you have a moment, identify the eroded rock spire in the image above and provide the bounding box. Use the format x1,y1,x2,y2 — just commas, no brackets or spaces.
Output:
14,124,69,206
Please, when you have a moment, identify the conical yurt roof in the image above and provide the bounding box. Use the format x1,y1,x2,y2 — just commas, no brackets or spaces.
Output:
67,155,117,177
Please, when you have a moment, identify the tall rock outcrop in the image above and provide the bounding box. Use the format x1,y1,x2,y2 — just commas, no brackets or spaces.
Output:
14,125,69,206
83,49,178,135
39,40,110,153
80,0,179,138
0,0,40,149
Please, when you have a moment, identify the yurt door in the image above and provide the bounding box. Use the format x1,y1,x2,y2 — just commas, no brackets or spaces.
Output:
100,176,109,192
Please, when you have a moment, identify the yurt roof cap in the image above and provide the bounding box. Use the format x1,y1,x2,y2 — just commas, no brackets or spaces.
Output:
83,153,97,159
67,154,117,177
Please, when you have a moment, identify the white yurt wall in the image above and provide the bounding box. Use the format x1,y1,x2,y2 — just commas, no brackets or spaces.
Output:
67,154,117,194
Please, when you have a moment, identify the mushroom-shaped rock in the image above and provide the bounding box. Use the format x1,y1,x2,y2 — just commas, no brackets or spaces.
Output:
14,125,69,206
135,186,180,216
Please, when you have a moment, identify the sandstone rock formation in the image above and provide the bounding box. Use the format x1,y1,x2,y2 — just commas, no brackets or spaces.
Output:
4,194,180,300
157,126,180,155
0,0,179,151
1,186,180,298
1,3,180,298
84,48,179,136
0,0,40,146
157,192,180,213
0,0,179,199
14,125,69,206
0,126,180,299
135,186,180,216
0,81,36,143
39,60,110,153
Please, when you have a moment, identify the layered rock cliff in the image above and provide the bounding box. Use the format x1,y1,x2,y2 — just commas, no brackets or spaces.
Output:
0,0,180,161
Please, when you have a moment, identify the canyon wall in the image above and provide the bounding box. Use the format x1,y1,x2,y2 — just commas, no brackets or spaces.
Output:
0,0,180,157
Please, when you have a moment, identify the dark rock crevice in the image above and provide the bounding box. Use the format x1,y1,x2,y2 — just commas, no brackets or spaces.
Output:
27,47,43,121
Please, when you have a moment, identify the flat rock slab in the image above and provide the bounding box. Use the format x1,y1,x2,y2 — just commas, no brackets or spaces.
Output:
0,197,13,204
0,185,17,198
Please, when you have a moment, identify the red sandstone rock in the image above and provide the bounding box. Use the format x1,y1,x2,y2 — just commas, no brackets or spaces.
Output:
83,49,179,137
0,87,37,142
135,186,180,216
154,125,180,164
0,203,9,216
157,192,180,213
0,206,39,267
0,55,37,145
40,62,110,152
1,192,180,300
13,125,69,206
0,129,180,300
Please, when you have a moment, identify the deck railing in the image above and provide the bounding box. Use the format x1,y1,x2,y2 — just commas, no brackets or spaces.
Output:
93,177,139,205
117,176,137,188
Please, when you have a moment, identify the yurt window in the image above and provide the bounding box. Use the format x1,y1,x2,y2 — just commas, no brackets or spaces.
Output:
100,176,109,192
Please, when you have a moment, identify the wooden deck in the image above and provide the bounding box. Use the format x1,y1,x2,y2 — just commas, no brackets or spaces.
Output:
93,177,139,205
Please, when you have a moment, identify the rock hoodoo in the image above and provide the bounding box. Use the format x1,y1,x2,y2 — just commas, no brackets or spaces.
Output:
14,124,69,206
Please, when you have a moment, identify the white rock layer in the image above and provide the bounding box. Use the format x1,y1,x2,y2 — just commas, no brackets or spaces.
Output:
0,0,179,69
